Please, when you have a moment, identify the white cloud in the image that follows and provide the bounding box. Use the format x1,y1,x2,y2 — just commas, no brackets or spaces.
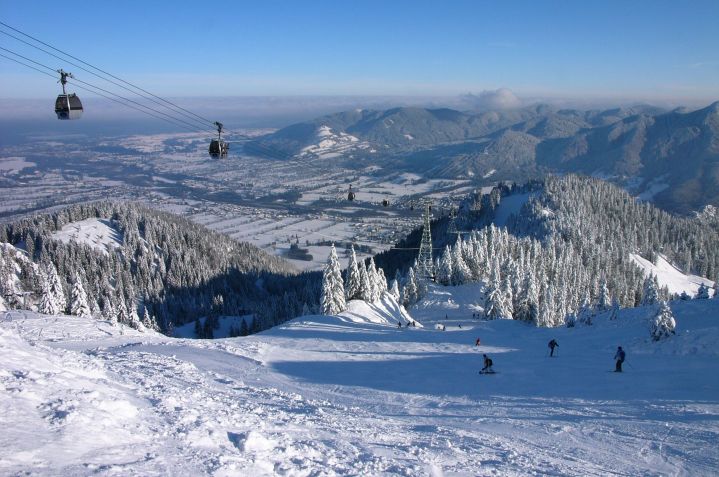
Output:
462,88,522,110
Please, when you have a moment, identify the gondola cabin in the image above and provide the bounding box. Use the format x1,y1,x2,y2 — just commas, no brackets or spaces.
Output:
209,121,228,157
55,93,83,120
347,184,356,201
55,69,83,120
209,139,228,157
381,199,389,207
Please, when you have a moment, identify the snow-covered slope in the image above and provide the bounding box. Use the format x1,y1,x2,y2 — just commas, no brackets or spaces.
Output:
631,253,714,296
52,218,123,255
1,287,718,475
299,125,372,159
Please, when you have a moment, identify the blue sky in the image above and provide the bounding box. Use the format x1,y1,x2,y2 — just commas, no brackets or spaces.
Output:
1,0,718,102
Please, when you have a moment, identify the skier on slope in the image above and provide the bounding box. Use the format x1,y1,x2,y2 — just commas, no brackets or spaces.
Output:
548,339,559,357
475,337,481,346
481,354,494,374
614,346,626,372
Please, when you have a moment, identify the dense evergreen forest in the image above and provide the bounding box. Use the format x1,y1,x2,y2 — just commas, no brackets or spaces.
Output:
380,175,719,326
0,202,321,334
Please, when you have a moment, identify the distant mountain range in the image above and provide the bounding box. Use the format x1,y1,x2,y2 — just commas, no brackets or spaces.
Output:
248,101,719,213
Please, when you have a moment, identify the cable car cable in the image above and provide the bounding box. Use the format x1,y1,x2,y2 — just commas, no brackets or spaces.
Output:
0,30,213,132
0,51,208,133
0,45,209,132
0,21,216,129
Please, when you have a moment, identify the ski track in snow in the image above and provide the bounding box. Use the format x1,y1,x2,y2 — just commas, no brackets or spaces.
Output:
2,288,719,476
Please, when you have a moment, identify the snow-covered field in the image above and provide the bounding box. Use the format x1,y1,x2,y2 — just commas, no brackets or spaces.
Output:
2,286,718,476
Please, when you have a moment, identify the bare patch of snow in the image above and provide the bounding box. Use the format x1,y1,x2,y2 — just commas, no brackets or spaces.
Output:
52,218,123,255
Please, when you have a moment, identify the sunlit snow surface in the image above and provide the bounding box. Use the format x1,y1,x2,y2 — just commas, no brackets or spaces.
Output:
52,218,123,255
1,286,718,475
631,253,714,297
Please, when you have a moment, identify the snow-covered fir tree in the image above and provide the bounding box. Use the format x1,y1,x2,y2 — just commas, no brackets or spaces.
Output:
650,301,676,341
484,269,511,320
69,271,92,318
436,246,453,286
696,283,710,299
320,244,346,315
38,270,60,315
345,246,362,301
641,275,660,306
597,279,611,312
401,266,420,307
44,261,66,313
389,279,400,301
359,262,372,302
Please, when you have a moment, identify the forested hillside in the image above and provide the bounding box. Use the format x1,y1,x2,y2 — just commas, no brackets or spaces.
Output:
381,175,719,327
0,202,320,334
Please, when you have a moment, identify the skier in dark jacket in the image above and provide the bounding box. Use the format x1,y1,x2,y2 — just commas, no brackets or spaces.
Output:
481,354,494,373
548,339,559,357
614,346,626,372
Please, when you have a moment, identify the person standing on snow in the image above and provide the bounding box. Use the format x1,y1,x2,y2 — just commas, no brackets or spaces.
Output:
475,337,481,346
481,354,494,373
548,339,559,357
614,346,626,372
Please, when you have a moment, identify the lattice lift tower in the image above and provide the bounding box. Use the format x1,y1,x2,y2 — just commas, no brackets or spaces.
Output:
417,202,435,280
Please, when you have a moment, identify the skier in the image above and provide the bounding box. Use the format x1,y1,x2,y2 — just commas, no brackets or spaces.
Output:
548,339,559,357
398,321,402,328
475,337,481,346
481,354,494,374
614,346,626,372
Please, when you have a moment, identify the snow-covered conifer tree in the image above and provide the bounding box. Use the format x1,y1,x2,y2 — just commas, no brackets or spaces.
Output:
516,271,539,323
597,279,611,312
69,271,92,318
650,301,676,341
577,295,594,326
320,244,346,314
437,246,453,286
640,274,660,306
696,283,710,299
389,279,400,301
537,286,555,327
45,262,66,313
345,246,362,301
128,305,143,330
375,266,388,298
451,243,471,285
484,271,510,320
38,271,60,315
359,262,372,302
402,267,419,307
367,258,382,302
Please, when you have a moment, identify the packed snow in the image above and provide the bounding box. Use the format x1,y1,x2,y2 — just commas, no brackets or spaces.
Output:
631,253,714,297
2,285,718,475
52,218,123,255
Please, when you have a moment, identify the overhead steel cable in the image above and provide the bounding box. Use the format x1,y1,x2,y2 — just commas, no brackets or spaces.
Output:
0,30,214,133
0,50,208,133
0,20,217,128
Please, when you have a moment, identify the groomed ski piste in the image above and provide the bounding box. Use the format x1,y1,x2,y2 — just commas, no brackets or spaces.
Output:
2,285,718,476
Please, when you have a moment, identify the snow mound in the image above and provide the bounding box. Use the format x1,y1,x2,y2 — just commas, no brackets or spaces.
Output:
52,218,123,255
285,294,417,329
631,253,714,297
340,294,417,326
